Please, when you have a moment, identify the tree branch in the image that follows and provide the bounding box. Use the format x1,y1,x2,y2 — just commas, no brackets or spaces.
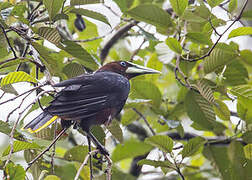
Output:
0,24,17,58
182,0,248,62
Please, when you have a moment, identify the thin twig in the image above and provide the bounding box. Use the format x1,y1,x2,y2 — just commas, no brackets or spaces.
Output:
6,90,33,122
51,122,57,174
74,150,98,180
104,154,113,180
0,84,46,106
26,127,68,171
0,24,17,58
132,108,155,135
182,0,248,62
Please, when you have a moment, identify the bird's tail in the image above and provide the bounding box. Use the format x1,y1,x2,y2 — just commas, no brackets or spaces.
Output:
23,111,58,133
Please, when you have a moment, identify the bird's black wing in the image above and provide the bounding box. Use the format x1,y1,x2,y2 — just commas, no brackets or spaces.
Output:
47,72,130,121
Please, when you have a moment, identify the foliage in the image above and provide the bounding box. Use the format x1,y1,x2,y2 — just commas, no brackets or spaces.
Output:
0,0,252,179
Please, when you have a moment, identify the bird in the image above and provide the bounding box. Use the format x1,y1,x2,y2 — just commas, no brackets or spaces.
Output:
23,61,160,155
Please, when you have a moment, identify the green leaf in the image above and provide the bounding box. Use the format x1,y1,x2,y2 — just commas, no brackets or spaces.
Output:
213,99,230,121
70,0,101,6
70,8,110,26
111,139,153,162
230,85,252,100
186,32,212,45
90,125,106,145
127,4,174,34
240,49,252,66
130,80,162,107
222,60,248,86
0,84,18,95
203,45,237,74
185,90,216,131
64,145,89,162
0,58,29,69
196,79,215,104
44,175,61,180
144,135,173,153
165,37,182,54
1,71,37,87
170,0,188,16
63,62,85,78
138,159,174,168
5,163,25,180
181,137,205,158
113,0,134,13
242,131,252,144
237,97,252,124
121,108,138,126
43,0,64,20
229,0,237,13
107,119,123,143
207,0,225,8
0,120,24,140
244,144,252,160
203,146,232,179
31,42,62,76
38,27,61,45
61,40,98,71
228,27,252,39
2,141,41,156
242,9,252,20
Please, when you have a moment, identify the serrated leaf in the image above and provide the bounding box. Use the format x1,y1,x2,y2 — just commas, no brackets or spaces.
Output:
38,27,61,45
213,100,230,121
31,42,62,76
138,159,174,168
203,47,237,74
145,135,173,153
130,80,162,107
186,32,212,45
64,145,89,162
70,0,101,6
196,79,215,104
127,4,174,34
107,119,123,143
207,0,225,8
63,62,85,78
70,8,110,26
185,90,215,130
230,85,252,100
1,71,37,87
228,27,252,39
5,163,25,180
111,139,153,162
170,0,188,16
165,37,182,54
229,0,237,13
2,141,41,156
43,0,64,20
61,40,98,71
0,120,24,140
181,137,205,158
244,144,252,160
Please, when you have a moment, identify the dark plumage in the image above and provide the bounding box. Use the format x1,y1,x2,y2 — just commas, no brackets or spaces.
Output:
23,61,160,154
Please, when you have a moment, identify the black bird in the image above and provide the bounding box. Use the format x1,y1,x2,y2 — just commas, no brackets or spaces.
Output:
23,61,160,155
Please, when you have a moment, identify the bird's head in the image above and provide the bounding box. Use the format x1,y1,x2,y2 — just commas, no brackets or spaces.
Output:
96,61,161,79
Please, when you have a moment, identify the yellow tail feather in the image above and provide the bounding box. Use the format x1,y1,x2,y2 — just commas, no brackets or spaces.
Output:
24,115,59,133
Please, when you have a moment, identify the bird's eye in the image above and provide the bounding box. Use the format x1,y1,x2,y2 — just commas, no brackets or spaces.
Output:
120,61,127,67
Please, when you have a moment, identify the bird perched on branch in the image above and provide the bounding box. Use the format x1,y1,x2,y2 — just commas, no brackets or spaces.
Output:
23,61,160,155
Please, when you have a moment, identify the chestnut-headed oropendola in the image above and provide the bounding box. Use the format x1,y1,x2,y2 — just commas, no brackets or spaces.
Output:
23,61,160,155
